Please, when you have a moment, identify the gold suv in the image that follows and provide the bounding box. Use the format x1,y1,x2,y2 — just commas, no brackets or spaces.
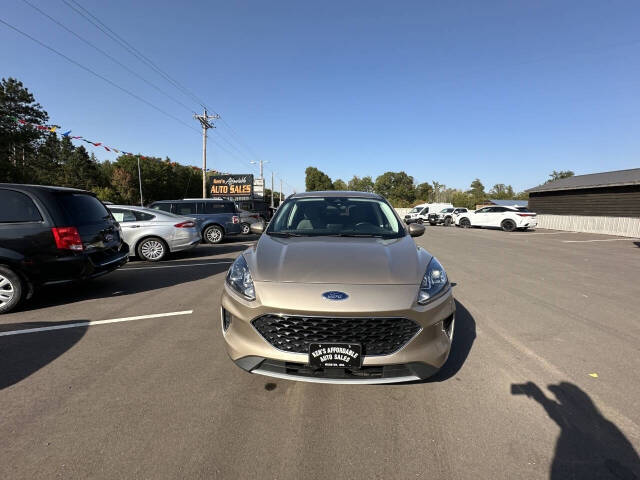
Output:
220,191,455,384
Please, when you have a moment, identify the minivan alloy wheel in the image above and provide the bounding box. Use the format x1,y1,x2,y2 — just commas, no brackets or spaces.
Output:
204,225,223,244
0,266,22,314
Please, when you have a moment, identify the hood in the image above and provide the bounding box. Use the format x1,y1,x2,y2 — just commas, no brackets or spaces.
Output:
247,234,429,285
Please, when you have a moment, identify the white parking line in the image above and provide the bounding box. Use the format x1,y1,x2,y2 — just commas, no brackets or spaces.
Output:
562,238,638,243
120,261,232,271
509,232,571,236
0,310,193,337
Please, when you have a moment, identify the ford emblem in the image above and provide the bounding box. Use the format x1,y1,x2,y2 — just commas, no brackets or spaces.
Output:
322,291,349,301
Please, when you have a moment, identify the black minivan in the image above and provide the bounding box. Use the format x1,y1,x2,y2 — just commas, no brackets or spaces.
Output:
0,184,129,314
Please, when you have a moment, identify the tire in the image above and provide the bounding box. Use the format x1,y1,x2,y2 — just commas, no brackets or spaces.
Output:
240,222,251,235
459,218,471,228
416,218,423,225
204,225,224,244
429,221,437,226
501,219,516,232
0,266,23,314
137,237,167,262
444,217,452,227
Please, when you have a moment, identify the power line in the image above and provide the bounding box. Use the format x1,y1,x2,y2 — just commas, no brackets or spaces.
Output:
0,17,200,134
21,0,197,115
61,0,211,112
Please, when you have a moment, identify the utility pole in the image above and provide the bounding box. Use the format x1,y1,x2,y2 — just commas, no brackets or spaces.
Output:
271,171,275,208
137,156,144,206
280,179,283,203
193,109,220,198
250,159,269,180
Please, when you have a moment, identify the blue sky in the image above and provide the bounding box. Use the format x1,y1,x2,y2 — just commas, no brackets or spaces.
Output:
2,0,639,194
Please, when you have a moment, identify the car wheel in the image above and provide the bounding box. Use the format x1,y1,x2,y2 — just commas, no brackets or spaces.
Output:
137,237,167,262
444,217,452,227
204,225,224,244
501,219,516,232
240,222,251,235
0,266,23,314
459,218,471,228
417,218,423,224
429,221,437,226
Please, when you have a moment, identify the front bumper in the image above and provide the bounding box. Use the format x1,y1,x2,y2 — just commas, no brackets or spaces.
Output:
220,282,455,383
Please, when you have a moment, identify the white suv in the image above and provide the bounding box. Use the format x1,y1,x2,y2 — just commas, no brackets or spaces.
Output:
454,206,537,231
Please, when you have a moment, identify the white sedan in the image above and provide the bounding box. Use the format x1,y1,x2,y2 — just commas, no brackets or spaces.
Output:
454,206,537,232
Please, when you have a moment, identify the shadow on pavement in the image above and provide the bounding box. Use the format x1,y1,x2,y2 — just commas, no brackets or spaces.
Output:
0,322,87,390
634,241,640,248
167,239,256,261
511,381,640,479
424,300,476,382
16,259,233,312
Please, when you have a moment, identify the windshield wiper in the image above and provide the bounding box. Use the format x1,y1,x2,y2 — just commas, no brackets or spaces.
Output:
330,233,393,238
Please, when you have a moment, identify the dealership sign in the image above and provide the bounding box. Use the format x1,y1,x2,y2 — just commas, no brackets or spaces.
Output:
210,174,254,197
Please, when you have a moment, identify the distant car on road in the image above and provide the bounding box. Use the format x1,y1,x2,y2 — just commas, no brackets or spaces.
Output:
455,206,537,231
235,206,262,235
428,207,468,226
107,205,200,262
0,184,129,314
147,199,241,244
404,203,453,224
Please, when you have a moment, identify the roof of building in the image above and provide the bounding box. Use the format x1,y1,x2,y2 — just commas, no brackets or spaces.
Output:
526,168,640,193
488,199,529,207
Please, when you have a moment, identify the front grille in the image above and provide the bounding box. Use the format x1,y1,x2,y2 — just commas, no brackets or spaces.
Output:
252,315,421,356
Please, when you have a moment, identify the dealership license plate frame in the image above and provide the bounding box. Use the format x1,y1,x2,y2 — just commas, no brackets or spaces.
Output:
308,343,362,369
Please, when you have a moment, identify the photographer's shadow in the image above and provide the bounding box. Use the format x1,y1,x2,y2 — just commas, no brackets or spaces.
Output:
512,382,640,479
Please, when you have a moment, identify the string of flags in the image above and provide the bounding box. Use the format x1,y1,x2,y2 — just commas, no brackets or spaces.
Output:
6,115,150,159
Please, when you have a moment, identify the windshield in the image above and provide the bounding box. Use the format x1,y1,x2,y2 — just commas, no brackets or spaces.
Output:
267,196,404,238
516,207,530,212
409,206,422,214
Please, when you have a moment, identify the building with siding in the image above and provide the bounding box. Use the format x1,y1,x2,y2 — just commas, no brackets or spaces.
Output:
526,168,640,237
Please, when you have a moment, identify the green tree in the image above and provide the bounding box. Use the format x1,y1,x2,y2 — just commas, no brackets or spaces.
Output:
488,183,515,200
332,178,347,190
374,171,415,205
467,178,486,207
0,77,50,182
415,182,433,202
547,170,575,183
305,166,333,191
347,175,375,192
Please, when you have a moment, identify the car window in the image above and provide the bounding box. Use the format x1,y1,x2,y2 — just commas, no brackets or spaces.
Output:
420,207,429,214
268,196,403,238
109,208,137,222
476,207,490,213
203,202,235,214
516,207,530,212
150,203,172,213
134,211,155,221
56,193,110,225
175,202,197,215
441,208,454,213
0,189,43,223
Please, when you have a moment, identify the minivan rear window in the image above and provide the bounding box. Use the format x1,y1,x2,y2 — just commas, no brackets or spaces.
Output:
203,202,235,214
0,190,42,223
57,194,110,225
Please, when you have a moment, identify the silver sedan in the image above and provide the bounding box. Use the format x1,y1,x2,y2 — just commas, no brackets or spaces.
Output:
107,205,201,262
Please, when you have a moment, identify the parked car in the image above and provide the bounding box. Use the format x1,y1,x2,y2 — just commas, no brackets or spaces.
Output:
235,206,262,235
454,206,537,231
147,199,241,244
221,191,455,383
0,184,129,314
428,207,468,226
107,205,200,261
404,202,453,224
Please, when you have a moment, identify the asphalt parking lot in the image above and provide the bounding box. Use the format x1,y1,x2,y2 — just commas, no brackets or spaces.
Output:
1,228,639,479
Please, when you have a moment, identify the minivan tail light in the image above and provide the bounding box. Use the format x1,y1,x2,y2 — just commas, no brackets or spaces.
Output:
232,216,240,224
51,227,83,251
174,221,195,228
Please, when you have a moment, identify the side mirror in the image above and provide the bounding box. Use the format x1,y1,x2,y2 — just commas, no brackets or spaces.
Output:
408,223,425,238
250,221,265,235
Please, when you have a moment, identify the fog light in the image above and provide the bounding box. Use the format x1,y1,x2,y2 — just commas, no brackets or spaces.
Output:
222,308,232,332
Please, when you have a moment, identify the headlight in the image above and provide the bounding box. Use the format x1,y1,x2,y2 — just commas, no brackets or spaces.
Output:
226,255,255,300
417,257,449,304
